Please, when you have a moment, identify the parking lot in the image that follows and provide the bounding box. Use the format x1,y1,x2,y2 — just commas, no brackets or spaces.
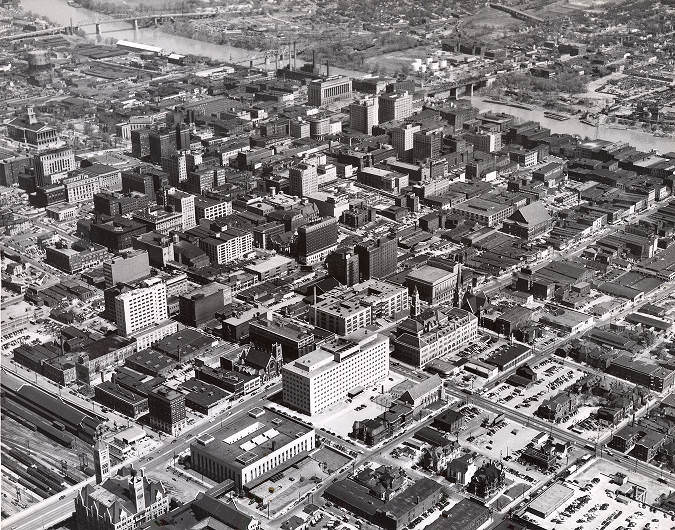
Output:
483,357,589,419
522,459,675,530
459,409,555,484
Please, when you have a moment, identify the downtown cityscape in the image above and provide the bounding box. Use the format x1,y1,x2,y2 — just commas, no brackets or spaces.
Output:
0,0,675,529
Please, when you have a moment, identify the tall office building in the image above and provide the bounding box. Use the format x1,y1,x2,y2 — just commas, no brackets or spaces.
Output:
288,162,318,197
114,277,168,336
282,331,389,415
308,76,352,107
131,128,151,159
326,247,360,286
149,127,179,164
466,130,501,153
295,217,338,265
413,129,443,161
165,188,196,230
350,96,379,134
148,385,186,436
34,148,76,186
103,249,150,288
176,124,191,151
162,151,188,186
354,236,398,281
390,123,421,160
378,91,413,122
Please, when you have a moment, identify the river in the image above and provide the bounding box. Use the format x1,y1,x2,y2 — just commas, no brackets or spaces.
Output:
21,0,266,63
471,96,674,154
19,0,365,77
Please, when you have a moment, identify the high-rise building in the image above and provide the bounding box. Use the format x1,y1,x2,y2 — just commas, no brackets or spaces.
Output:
282,331,389,415
295,217,338,265
350,96,379,134
178,282,232,328
308,75,352,107
161,151,188,186
326,247,360,286
176,124,191,151
288,162,318,197
149,128,177,165
0,154,30,187
103,249,150,288
34,148,76,186
165,188,196,230
114,277,168,336
378,91,413,122
354,236,398,281
390,123,421,160
148,385,186,436
413,129,443,161
131,129,151,159
122,169,155,198
466,130,501,153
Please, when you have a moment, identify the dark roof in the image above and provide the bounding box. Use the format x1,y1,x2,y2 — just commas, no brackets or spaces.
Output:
427,498,490,529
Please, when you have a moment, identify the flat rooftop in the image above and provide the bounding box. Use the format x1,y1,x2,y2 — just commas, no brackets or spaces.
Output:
283,330,385,378
527,483,574,517
191,408,312,470
407,265,454,284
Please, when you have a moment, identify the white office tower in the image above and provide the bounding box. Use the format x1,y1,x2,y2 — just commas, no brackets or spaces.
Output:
282,330,389,415
114,277,168,336
289,162,318,197
165,188,196,230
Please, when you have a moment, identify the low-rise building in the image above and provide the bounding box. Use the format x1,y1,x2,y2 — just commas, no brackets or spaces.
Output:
392,305,477,368
190,408,315,493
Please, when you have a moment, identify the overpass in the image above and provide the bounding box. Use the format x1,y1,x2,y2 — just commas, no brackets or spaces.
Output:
0,11,218,41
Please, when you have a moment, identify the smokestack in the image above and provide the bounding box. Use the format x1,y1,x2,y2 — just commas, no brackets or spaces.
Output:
312,50,315,70
313,286,317,306
293,41,297,71
326,61,330,77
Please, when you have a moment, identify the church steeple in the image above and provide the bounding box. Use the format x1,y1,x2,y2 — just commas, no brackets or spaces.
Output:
410,286,421,318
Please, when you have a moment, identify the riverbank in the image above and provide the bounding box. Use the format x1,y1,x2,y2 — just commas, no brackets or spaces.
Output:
19,0,370,78
472,96,674,154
